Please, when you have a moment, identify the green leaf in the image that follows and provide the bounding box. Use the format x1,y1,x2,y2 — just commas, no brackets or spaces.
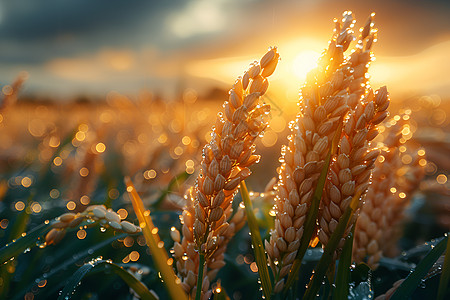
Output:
400,237,445,260
14,233,129,300
391,235,448,300
378,257,416,272
240,181,272,300
334,228,354,299
0,221,53,265
437,233,450,300
57,260,157,300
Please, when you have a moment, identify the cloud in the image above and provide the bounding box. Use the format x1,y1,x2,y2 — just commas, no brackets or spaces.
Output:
167,0,227,38
1,0,450,98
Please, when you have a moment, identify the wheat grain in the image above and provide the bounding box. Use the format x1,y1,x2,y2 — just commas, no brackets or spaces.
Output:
172,47,279,299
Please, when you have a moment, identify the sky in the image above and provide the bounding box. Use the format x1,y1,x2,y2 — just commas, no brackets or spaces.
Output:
0,0,450,101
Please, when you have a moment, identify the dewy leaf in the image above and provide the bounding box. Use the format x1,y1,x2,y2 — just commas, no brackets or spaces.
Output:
437,233,449,300
378,257,416,272
391,235,448,300
125,177,188,300
0,222,54,264
240,181,272,300
57,260,157,300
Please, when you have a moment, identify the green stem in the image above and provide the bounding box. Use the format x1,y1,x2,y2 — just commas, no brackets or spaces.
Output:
195,254,205,300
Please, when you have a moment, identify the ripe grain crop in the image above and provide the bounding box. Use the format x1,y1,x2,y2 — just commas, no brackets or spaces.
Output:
171,47,279,299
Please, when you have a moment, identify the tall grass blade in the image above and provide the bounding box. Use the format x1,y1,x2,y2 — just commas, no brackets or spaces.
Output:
436,233,449,300
240,181,272,300
391,235,448,300
57,260,157,300
0,222,54,264
283,122,343,293
333,227,354,299
125,177,188,300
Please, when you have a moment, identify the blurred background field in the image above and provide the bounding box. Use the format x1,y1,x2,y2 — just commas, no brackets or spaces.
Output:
0,0,449,299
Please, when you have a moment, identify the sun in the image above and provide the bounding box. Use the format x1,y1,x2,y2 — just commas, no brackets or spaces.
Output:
291,50,321,81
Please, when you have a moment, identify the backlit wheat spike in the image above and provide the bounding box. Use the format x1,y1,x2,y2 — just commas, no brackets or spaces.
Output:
172,47,279,300
346,12,378,108
265,12,375,293
353,117,425,267
352,123,403,269
318,86,389,256
307,11,355,85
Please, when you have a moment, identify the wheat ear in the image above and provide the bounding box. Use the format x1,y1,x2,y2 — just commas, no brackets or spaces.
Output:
265,11,378,293
316,11,388,256
45,205,140,245
171,47,279,299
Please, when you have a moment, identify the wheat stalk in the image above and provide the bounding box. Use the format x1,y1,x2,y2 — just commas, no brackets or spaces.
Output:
171,47,279,299
265,11,382,293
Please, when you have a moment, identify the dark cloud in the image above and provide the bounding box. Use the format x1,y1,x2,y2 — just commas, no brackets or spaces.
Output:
0,0,187,64
0,0,163,41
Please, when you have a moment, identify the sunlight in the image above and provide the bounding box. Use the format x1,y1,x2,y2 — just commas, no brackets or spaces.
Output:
291,50,321,81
